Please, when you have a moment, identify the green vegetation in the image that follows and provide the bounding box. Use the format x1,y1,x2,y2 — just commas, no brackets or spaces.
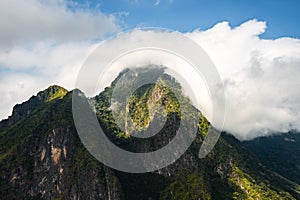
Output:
45,85,68,102
128,84,154,128
0,68,299,199
229,166,294,200
244,132,300,185
198,115,210,137
161,171,212,200
92,67,299,199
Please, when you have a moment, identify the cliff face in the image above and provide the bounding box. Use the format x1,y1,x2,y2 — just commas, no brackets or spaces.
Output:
0,68,299,200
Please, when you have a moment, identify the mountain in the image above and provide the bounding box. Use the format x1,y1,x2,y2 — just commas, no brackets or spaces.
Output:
244,131,300,185
0,67,299,199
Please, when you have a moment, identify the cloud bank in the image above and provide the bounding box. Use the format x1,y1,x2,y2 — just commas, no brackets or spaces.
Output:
187,20,300,139
0,0,116,121
0,6,299,141
0,0,118,50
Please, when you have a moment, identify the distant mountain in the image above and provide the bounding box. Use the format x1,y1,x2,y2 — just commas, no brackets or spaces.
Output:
244,131,300,185
0,67,299,199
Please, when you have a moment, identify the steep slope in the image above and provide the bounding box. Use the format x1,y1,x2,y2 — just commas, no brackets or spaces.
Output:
93,67,299,200
0,68,299,199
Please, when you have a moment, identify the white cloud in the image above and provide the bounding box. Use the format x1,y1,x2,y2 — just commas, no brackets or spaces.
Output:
187,19,300,140
71,24,300,140
0,0,118,50
0,0,117,119
0,72,48,120
0,14,299,141
0,41,95,119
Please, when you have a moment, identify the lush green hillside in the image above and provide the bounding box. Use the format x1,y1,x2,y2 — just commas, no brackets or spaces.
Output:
0,67,299,199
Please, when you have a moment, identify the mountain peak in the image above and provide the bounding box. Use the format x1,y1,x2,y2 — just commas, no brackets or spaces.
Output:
1,73,299,199
37,85,68,102
2,85,68,125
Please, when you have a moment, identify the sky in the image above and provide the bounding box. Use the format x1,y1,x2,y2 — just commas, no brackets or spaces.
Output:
72,0,300,38
0,0,299,140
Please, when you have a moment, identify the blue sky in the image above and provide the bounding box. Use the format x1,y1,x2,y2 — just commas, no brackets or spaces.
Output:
72,0,300,39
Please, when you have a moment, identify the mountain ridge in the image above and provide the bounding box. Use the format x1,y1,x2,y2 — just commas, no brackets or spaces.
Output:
0,67,299,199
0,85,67,128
